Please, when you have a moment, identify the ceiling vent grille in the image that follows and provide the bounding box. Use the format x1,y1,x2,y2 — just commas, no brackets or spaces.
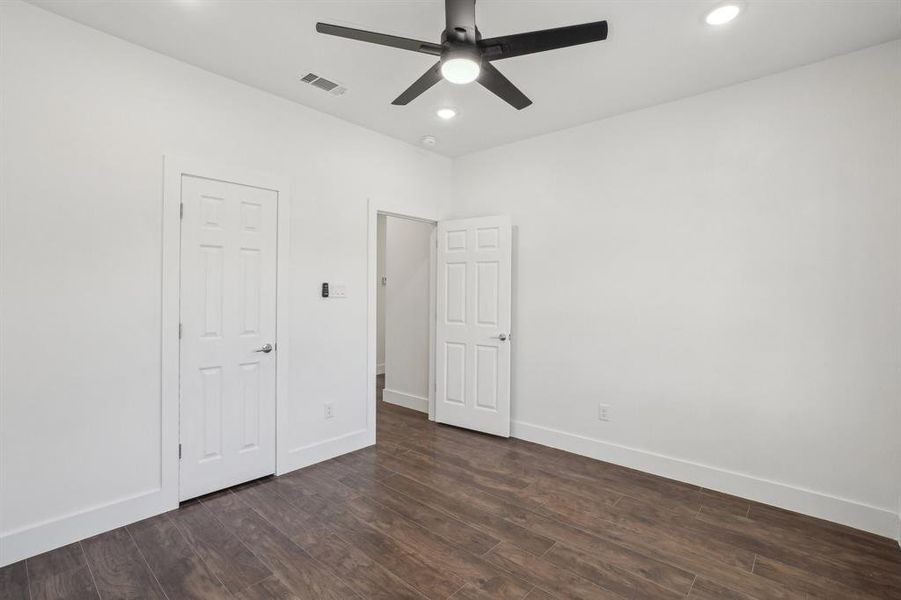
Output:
299,72,347,96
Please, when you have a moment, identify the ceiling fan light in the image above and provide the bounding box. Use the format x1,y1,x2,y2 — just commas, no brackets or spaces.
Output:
441,57,481,85
705,4,741,25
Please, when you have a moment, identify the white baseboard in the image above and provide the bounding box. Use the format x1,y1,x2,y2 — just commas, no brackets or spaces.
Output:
0,488,174,567
382,388,428,413
279,428,372,475
4,419,892,568
0,430,374,568
512,420,898,539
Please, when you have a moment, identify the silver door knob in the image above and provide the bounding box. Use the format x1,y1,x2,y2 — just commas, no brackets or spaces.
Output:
496,333,508,341
254,343,273,353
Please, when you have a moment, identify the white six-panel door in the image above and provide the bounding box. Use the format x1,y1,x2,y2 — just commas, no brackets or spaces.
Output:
435,216,512,437
179,175,278,500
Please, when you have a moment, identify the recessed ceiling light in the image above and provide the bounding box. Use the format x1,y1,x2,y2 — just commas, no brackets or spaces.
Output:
436,108,457,120
421,135,437,147
705,4,741,25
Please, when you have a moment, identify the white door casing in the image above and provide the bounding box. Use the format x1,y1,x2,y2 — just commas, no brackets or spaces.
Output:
435,216,512,437
179,175,278,500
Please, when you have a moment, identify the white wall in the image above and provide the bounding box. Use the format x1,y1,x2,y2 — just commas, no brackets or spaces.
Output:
451,41,901,537
383,217,433,413
376,215,388,374
0,1,451,565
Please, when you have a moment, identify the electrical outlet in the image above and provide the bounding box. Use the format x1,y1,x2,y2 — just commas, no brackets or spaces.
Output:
332,282,347,298
598,403,611,422
324,403,334,419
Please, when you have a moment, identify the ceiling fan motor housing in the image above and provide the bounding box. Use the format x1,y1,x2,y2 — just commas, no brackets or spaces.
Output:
441,25,481,45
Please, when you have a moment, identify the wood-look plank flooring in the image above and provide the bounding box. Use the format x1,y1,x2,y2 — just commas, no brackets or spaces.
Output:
3,377,900,599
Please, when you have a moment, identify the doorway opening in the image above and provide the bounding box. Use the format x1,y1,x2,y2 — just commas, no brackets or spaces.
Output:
366,205,512,443
376,214,437,419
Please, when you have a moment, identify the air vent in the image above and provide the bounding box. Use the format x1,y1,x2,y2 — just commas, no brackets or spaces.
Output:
299,72,347,96
311,77,338,92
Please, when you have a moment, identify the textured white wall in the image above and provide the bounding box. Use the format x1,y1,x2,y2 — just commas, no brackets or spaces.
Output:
384,217,433,412
451,41,901,536
0,1,450,564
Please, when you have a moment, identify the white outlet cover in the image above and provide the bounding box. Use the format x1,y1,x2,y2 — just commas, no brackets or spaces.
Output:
332,282,347,298
598,404,611,422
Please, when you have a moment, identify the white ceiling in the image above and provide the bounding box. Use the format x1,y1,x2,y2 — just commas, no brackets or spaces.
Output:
28,0,901,157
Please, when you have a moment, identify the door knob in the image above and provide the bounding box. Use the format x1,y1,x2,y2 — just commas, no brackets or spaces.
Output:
496,333,508,341
254,343,273,353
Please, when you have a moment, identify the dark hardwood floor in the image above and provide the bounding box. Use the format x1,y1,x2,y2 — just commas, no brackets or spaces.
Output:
3,377,900,599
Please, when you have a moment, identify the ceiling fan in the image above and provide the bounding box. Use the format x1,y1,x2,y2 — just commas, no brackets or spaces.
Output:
316,0,608,110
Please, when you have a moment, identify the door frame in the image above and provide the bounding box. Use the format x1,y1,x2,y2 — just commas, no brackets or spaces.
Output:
161,155,291,504
366,200,438,432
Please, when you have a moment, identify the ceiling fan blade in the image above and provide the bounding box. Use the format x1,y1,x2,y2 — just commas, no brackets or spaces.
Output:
316,23,442,56
477,62,532,110
445,0,477,42
479,20,608,61
392,62,443,105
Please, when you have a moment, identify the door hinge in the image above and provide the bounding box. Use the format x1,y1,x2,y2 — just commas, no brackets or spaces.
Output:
179,203,184,219
178,443,182,459
178,323,183,339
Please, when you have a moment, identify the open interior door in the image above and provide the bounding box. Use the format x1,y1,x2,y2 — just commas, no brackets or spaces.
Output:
435,216,512,437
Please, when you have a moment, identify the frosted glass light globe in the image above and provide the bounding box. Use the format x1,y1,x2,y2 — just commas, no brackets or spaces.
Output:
441,58,481,84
